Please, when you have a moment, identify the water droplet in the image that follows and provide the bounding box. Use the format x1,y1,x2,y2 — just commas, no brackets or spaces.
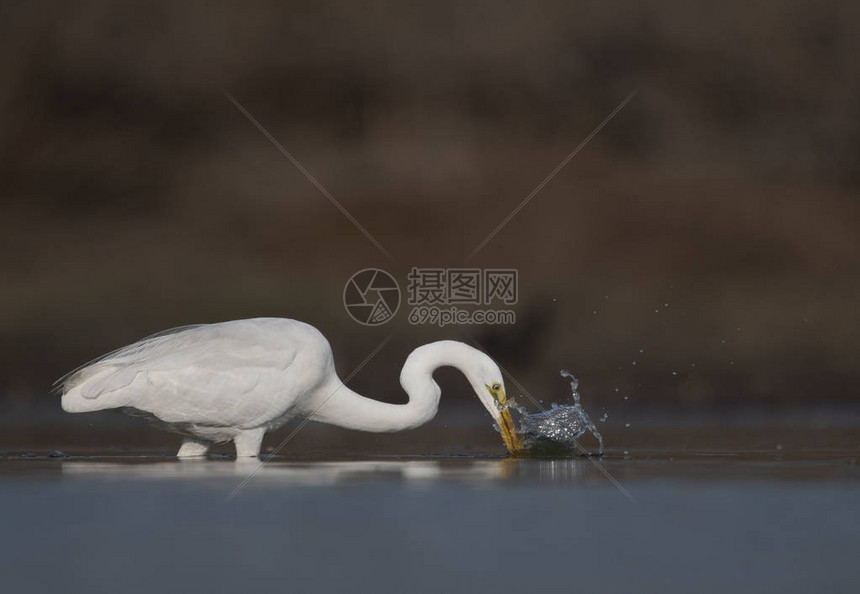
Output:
515,371,604,456
671,371,678,376
624,423,631,428
593,310,598,314
776,443,783,451
552,297,557,302
614,387,620,392
632,361,637,366
599,413,609,422
623,396,629,400
639,349,645,354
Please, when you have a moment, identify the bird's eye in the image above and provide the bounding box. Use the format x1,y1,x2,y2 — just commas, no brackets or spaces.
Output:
492,383,501,391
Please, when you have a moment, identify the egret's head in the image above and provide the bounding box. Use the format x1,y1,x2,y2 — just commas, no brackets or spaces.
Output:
485,378,522,455
469,361,522,456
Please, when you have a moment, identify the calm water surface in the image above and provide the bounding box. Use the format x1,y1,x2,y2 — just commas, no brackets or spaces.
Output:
1,410,859,593
1,450,858,593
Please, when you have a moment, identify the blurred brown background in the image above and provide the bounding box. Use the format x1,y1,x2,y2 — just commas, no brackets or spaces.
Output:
1,0,858,420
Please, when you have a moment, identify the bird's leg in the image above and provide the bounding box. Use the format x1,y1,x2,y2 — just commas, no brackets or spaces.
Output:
177,437,211,459
234,428,266,458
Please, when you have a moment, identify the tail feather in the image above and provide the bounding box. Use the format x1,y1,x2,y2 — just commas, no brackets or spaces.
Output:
79,367,139,400
55,323,205,413
58,364,138,412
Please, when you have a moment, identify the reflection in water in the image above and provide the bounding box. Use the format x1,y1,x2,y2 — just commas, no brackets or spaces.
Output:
4,455,858,594
59,457,594,487
62,459,501,486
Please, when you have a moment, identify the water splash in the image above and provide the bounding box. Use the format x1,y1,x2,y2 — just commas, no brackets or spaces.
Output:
510,370,604,457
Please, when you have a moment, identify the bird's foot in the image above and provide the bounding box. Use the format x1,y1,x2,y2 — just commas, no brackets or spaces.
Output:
234,428,266,458
177,438,211,459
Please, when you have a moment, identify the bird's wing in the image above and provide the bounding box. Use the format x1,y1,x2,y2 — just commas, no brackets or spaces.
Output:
54,324,208,394
131,353,300,427
59,321,319,427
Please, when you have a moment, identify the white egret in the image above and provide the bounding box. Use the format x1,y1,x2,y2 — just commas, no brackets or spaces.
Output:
56,318,522,458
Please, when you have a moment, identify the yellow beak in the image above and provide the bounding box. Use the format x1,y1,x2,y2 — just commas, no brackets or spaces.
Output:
493,388,522,455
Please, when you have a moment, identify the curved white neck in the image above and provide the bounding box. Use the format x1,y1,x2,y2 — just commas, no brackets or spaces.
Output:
307,341,493,432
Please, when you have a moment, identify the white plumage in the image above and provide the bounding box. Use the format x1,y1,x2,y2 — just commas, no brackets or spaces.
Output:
56,318,520,458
